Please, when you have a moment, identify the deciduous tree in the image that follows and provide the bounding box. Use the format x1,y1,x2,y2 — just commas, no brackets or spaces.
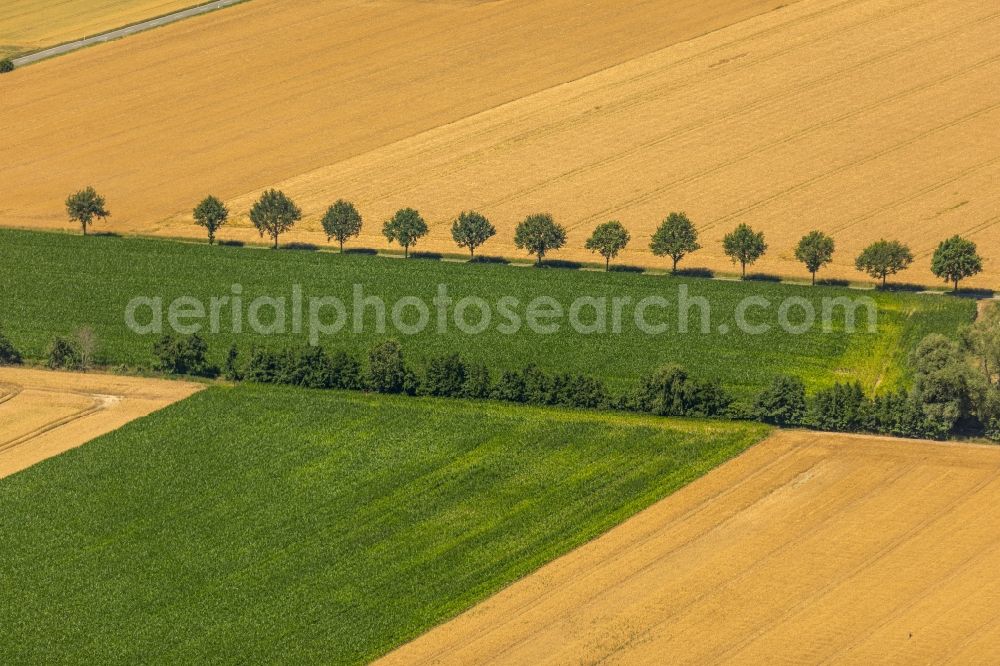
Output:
854,239,913,288
931,235,983,293
514,213,566,266
650,212,700,273
451,210,495,259
585,220,630,270
193,195,229,245
249,189,301,249
321,200,363,253
722,223,767,279
382,208,428,258
65,187,110,236
794,230,835,285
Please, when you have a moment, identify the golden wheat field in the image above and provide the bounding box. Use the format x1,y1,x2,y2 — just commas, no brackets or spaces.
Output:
0,0,198,58
1,0,997,286
0,0,777,236
381,430,1000,665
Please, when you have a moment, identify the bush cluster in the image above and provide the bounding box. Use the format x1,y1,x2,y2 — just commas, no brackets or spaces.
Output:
812,383,949,440
0,329,22,366
153,334,217,377
47,336,83,370
628,365,731,417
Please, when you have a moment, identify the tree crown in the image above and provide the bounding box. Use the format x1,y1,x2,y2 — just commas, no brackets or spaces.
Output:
193,195,229,241
585,220,630,261
931,235,983,286
65,187,110,229
855,239,913,281
794,230,835,274
650,212,700,261
382,208,429,250
722,223,767,266
249,189,301,243
322,200,364,245
514,213,566,262
451,210,495,253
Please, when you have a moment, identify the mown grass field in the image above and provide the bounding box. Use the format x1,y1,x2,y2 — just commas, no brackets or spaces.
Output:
0,0,199,58
0,229,974,396
0,385,768,664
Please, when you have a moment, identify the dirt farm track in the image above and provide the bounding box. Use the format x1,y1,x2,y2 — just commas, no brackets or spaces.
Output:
0,367,200,479
1,0,997,286
382,431,1000,664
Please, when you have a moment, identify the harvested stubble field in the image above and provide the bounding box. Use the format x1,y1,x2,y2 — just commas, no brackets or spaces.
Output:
0,0,778,235
0,385,767,664
0,366,200,478
0,0,199,58
383,430,1000,665
0,229,975,397
2,0,997,286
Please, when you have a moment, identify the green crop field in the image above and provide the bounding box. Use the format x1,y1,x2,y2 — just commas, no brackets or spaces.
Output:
0,229,975,396
0,385,767,664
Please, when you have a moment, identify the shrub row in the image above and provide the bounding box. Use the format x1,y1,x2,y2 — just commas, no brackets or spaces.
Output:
6,326,992,443
753,377,961,440
213,339,730,417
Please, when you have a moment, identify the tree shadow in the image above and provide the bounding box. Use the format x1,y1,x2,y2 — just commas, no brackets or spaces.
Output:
539,259,583,270
745,272,782,283
281,242,319,252
609,264,645,274
878,282,927,293
673,267,715,279
469,255,510,265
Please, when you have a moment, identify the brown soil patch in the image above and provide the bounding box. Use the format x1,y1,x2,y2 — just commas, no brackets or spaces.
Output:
0,367,201,479
380,430,1000,664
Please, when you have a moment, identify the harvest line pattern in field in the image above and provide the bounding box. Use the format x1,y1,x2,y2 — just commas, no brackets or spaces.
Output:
0,0,782,243
0,367,200,479
208,0,1000,286
381,431,1000,664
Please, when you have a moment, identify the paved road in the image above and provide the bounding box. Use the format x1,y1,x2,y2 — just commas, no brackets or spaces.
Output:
11,0,245,67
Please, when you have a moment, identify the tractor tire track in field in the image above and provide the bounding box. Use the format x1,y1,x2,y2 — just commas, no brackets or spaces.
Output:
563,46,1000,235
382,434,1000,664
0,388,107,454
0,368,201,479
565,10,1000,230
322,0,946,215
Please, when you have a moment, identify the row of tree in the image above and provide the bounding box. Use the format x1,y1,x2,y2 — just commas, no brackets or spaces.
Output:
65,187,987,290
